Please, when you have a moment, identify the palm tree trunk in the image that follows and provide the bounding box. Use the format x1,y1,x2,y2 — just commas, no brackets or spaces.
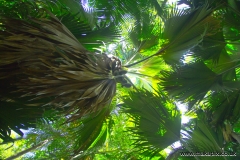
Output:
5,140,48,160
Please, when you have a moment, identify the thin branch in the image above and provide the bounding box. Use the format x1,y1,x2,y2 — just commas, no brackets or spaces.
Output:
123,46,167,68
127,71,155,78
218,63,240,75
5,140,48,160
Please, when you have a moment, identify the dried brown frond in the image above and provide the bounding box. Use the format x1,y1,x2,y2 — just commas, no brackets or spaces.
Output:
0,10,118,121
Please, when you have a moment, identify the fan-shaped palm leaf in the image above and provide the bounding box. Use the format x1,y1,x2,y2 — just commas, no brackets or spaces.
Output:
161,4,220,64
222,4,240,40
191,31,226,63
181,118,229,160
70,105,114,158
0,2,122,141
0,9,116,115
0,100,43,143
124,4,222,69
204,90,240,126
160,62,223,106
45,0,121,50
122,85,181,157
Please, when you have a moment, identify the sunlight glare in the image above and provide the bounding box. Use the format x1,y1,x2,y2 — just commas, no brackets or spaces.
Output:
177,103,190,124
173,141,181,148
108,44,116,52
164,148,172,154
167,0,189,9
126,73,137,84
182,115,190,124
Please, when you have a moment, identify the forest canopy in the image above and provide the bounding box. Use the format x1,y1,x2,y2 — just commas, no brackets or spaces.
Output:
0,0,240,159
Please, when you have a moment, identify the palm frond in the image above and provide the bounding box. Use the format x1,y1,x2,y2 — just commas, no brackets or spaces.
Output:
124,3,222,67
204,90,240,126
70,106,113,156
47,0,121,50
91,0,149,24
127,11,163,51
114,43,143,66
190,31,226,63
122,85,181,157
223,6,240,41
161,4,220,64
181,118,227,160
0,0,121,51
0,4,120,141
0,0,40,19
0,101,41,143
160,62,223,107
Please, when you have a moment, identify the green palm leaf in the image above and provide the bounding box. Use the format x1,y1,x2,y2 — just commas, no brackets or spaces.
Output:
161,62,223,107
205,90,240,126
181,118,227,160
70,106,113,157
191,31,226,63
222,7,240,41
122,85,181,157
161,4,219,64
